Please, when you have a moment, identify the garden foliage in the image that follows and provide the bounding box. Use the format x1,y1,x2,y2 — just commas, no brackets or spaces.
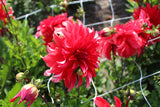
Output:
0,0,160,107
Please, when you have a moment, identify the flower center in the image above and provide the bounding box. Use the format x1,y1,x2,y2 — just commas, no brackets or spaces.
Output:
74,50,88,60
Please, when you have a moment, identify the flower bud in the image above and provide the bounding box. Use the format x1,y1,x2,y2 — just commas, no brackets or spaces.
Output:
124,89,137,100
60,0,68,8
77,69,83,76
153,29,160,37
34,79,43,88
10,84,39,107
16,72,25,82
76,7,85,18
99,27,116,37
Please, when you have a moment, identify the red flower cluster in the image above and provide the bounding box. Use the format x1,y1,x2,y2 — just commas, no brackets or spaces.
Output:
99,20,144,59
94,96,121,107
0,0,14,23
133,3,160,27
42,18,100,91
10,84,39,107
36,13,68,45
99,3,160,59
0,0,14,36
37,2,160,91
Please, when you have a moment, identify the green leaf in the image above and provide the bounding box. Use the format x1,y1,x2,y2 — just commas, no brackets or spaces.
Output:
30,97,42,107
0,65,9,93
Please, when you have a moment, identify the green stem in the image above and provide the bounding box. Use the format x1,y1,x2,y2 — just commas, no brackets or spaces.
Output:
39,93,51,107
120,58,124,84
112,45,118,83
63,81,67,97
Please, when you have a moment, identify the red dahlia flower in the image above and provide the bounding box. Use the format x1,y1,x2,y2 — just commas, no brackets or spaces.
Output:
0,0,14,24
99,27,117,60
94,96,121,107
0,0,14,37
0,0,6,5
10,84,39,107
99,19,144,59
133,3,160,44
43,19,100,91
113,20,144,58
133,3,160,27
36,13,68,45
113,30,142,58
0,0,8,23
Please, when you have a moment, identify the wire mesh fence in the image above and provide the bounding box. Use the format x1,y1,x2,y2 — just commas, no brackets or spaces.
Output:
15,0,160,106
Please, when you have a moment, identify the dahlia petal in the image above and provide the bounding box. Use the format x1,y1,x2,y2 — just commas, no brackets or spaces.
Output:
114,96,121,107
56,60,66,64
76,76,83,88
10,91,21,102
53,71,63,77
18,99,23,105
35,32,41,38
54,33,65,47
67,73,77,91
64,78,70,88
43,54,57,67
47,43,56,53
137,48,142,57
69,55,77,61
85,72,92,88
21,88,29,100
94,97,111,107
44,69,52,76
80,60,88,73
27,99,35,107
62,49,71,55
72,62,78,69
51,78,61,83
102,42,112,60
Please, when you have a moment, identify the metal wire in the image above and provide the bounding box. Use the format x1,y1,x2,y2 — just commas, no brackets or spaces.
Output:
133,60,151,107
91,80,97,107
47,76,54,104
81,70,160,104
109,0,114,26
80,0,85,25
16,0,160,106
16,0,94,20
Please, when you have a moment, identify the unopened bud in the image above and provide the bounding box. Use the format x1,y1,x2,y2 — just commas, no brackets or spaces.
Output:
76,7,85,18
16,72,25,82
10,84,39,107
99,27,116,37
34,79,43,88
130,89,136,98
60,0,68,8
125,89,137,100
77,69,83,76
111,104,115,107
153,29,160,37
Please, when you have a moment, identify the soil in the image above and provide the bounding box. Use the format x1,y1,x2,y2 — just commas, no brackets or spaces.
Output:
24,0,132,32
69,0,132,31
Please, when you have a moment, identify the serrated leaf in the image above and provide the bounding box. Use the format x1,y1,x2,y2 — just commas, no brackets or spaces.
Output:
125,9,134,13
0,65,9,92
